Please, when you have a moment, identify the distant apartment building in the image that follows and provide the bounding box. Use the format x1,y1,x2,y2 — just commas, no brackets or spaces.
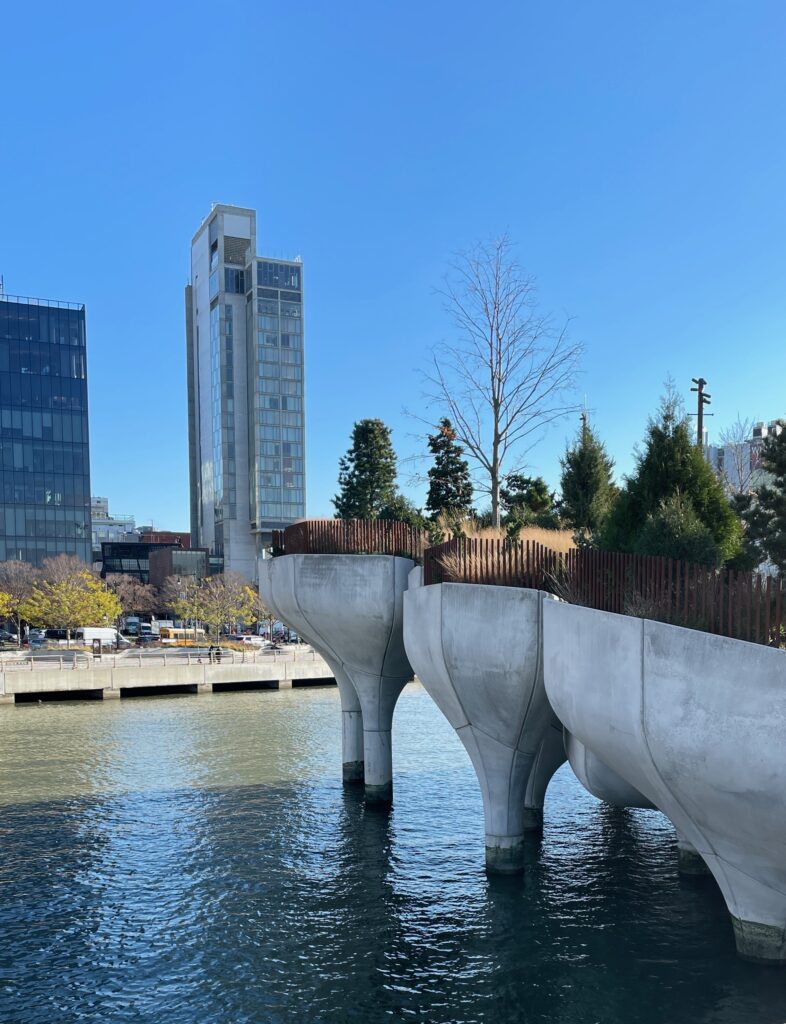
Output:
91,496,138,559
0,294,91,565
706,420,783,495
186,205,306,579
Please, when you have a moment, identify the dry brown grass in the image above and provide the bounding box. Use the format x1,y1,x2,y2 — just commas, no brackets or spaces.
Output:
434,526,576,584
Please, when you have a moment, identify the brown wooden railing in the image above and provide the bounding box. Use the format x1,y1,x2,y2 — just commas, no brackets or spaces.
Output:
424,536,786,648
272,519,428,561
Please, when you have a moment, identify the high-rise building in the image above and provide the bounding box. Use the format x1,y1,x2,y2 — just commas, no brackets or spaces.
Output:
186,205,305,579
0,294,92,565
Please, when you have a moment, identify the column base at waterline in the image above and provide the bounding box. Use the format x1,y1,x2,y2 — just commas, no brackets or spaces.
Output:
197,683,213,694
102,688,121,700
522,806,544,832
364,781,393,805
342,760,365,784
676,842,710,877
485,835,525,875
732,916,786,965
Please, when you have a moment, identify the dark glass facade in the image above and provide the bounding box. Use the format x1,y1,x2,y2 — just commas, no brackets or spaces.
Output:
0,296,92,565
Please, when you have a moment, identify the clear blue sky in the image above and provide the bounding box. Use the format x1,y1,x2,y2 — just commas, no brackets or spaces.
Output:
2,1,785,526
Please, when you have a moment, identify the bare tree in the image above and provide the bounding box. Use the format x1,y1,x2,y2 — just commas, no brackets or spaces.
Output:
0,561,40,646
106,574,157,618
423,235,583,526
717,415,755,495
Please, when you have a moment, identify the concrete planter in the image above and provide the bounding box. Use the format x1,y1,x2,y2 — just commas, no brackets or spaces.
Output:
544,600,786,964
259,553,414,801
403,578,565,873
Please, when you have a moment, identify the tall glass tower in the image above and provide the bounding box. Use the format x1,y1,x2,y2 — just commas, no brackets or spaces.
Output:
186,205,306,580
0,294,92,565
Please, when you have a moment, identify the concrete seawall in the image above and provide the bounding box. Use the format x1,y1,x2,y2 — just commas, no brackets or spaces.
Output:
0,652,335,702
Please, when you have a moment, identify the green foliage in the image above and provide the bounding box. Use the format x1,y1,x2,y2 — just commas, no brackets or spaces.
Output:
425,418,474,520
600,388,742,563
738,421,786,572
560,416,618,536
378,493,427,530
333,419,397,519
634,493,723,567
20,562,122,641
500,473,561,534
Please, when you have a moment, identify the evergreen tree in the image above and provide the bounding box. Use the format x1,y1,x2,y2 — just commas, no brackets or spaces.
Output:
560,415,618,535
601,386,742,563
634,493,722,567
738,421,786,572
425,418,474,520
333,419,398,519
500,473,560,531
378,493,427,529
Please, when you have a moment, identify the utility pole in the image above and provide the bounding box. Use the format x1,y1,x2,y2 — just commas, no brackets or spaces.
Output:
689,377,713,448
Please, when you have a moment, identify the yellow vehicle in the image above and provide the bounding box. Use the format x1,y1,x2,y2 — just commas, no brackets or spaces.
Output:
159,626,206,645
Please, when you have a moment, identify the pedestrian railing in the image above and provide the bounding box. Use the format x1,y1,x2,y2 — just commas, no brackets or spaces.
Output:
0,648,322,672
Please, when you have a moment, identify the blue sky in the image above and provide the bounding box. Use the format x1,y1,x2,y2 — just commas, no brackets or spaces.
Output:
2,1,785,526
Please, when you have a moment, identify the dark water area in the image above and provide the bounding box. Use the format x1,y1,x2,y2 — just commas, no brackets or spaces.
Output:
0,684,784,1024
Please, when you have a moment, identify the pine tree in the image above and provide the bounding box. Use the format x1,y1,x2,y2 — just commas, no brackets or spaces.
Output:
738,421,786,572
425,418,474,520
333,419,398,519
601,386,742,563
560,415,617,535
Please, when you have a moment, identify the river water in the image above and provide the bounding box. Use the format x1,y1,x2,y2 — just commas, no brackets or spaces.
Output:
0,683,783,1024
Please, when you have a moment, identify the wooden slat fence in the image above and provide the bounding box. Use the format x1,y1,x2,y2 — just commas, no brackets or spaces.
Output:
423,536,786,649
272,519,428,562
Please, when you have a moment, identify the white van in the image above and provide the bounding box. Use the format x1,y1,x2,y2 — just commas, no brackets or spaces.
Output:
75,627,120,647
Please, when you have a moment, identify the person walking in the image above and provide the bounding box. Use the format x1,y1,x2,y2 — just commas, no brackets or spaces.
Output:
208,644,215,664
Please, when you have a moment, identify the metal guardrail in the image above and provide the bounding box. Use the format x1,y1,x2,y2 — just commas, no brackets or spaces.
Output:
0,648,321,672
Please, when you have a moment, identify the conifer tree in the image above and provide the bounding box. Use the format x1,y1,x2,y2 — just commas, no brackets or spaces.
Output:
737,421,786,571
601,385,742,563
333,419,398,519
425,418,474,520
560,415,617,535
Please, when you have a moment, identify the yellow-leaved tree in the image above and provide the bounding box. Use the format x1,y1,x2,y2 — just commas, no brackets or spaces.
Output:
197,572,257,641
20,555,122,646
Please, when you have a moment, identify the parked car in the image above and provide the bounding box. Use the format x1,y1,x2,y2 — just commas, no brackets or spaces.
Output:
0,628,18,644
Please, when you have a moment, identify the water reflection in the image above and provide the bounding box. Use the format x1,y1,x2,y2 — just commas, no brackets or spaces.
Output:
0,685,784,1023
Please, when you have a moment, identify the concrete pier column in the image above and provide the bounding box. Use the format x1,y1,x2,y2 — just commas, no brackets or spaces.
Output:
544,601,786,965
404,583,565,874
260,553,414,800
676,831,710,876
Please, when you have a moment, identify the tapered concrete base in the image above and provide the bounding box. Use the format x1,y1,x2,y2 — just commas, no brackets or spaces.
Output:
342,760,364,783
522,807,544,831
485,836,525,874
732,917,786,964
677,836,710,876
365,781,393,805
363,728,393,804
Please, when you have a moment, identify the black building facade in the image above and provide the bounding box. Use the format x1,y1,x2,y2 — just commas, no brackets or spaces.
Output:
0,295,91,565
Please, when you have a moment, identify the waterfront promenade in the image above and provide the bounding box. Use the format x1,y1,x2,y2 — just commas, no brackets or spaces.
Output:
0,647,335,702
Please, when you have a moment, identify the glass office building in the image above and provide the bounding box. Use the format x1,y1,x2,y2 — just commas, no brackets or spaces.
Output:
186,205,306,580
0,295,92,565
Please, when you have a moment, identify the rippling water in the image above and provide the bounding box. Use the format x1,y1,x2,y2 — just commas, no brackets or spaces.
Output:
0,683,784,1023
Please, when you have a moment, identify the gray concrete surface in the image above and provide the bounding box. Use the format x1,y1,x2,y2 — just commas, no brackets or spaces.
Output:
403,579,565,873
260,553,415,801
0,649,334,701
544,600,786,964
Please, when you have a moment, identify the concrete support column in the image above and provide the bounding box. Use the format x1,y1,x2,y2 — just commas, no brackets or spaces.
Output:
102,688,121,700
350,667,408,804
676,831,710,876
404,584,565,874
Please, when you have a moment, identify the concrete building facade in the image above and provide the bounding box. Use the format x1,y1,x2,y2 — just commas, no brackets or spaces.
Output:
0,294,92,565
186,205,305,580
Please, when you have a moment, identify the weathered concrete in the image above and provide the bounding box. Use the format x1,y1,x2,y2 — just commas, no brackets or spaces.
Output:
260,554,415,800
544,601,786,964
403,580,565,873
564,731,655,809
